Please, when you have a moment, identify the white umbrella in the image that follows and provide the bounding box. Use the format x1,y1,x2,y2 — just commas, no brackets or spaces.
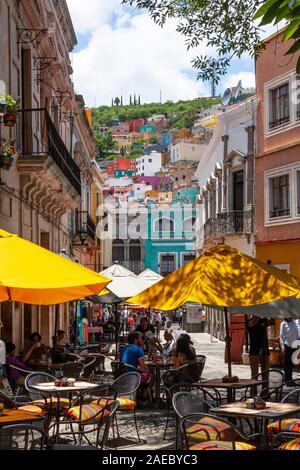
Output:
100,262,144,300
138,269,163,290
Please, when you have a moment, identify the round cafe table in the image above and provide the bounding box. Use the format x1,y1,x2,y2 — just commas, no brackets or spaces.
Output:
145,359,174,403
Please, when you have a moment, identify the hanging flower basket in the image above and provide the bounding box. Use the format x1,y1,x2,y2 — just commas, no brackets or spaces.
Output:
3,113,17,127
0,154,14,170
0,140,16,170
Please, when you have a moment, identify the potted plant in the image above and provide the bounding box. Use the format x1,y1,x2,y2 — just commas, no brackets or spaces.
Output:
0,139,16,170
2,95,18,127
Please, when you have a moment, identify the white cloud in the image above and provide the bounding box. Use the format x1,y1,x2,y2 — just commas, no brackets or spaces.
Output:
67,0,256,106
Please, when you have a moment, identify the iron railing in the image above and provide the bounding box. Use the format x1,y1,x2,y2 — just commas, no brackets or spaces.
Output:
18,108,81,195
119,260,145,275
204,210,254,242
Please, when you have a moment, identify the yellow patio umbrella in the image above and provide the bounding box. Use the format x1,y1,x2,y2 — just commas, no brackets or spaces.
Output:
127,244,300,376
0,229,111,305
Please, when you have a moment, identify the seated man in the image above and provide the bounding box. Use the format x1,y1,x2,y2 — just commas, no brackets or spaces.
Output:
120,332,153,402
6,343,30,386
22,332,48,367
135,316,163,354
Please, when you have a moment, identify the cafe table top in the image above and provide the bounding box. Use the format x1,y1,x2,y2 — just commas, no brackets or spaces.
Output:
210,401,300,420
0,409,44,426
31,381,98,393
200,378,264,389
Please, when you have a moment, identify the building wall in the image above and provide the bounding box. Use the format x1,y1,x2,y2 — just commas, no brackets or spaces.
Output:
170,142,207,163
255,30,300,279
136,152,162,176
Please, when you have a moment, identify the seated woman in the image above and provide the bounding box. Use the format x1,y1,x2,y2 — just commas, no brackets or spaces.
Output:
135,316,162,354
6,343,30,386
22,332,49,367
173,334,197,381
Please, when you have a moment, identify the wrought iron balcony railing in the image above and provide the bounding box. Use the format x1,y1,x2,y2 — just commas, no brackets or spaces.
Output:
18,108,81,195
75,210,96,241
204,210,254,243
118,260,145,275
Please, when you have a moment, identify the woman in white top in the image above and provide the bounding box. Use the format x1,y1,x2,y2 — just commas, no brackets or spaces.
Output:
280,318,299,385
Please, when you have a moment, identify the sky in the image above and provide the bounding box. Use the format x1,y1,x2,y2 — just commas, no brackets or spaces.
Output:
66,0,272,107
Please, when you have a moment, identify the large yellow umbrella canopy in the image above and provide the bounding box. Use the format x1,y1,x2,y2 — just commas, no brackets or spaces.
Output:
0,229,111,305
127,244,300,310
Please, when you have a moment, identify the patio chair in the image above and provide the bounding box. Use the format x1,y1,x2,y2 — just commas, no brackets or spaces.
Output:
80,357,96,381
0,424,49,450
5,364,31,399
50,384,118,449
91,354,114,383
0,389,46,418
60,361,83,379
111,372,141,445
241,369,284,400
172,391,212,449
180,412,266,450
267,387,300,447
112,361,154,407
24,371,70,427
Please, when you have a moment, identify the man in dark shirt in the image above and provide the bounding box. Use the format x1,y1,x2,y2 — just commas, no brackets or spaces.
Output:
247,317,272,393
135,316,162,354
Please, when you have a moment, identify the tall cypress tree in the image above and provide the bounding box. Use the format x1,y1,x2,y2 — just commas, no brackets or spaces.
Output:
134,94,136,105
111,98,114,107
138,94,141,105
121,96,123,106
129,94,132,105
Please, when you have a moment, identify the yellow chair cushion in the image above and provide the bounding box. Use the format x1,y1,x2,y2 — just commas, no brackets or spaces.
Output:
33,398,70,410
279,438,300,450
267,419,300,436
18,405,46,415
67,403,109,422
186,417,232,442
116,397,136,411
92,398,115,407
190,440,256,451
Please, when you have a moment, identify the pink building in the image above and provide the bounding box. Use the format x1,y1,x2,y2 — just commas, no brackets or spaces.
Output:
255,29,300,279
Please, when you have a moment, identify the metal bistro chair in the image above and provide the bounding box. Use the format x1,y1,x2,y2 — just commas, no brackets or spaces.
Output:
91,354,115,383
111,372,141,445
172,391,212,449
80,357,97,381
0,389,46,420
25,372,71,428
50,384,118,449
112,361,154,407
180,412,266,450
0,424,49,450
59,361,83,379
267,387,300,449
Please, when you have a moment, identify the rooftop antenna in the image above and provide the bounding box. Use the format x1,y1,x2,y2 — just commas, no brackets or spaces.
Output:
234,80,242,99
222,88,232,110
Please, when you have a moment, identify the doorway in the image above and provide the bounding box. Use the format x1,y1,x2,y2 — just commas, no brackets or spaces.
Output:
232,170,244,232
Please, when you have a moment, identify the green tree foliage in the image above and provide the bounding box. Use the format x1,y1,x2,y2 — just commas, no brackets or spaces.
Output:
114,97,121,106
92,97,222,129
122,0,300,81
94,131,118,160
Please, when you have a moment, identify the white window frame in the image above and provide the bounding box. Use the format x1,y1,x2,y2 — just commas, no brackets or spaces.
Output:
265,71,300,138
158,252,177,276
264,162,300,226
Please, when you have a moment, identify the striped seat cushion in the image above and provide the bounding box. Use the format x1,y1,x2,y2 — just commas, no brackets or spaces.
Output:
33,398,70,410
18,405,46,415
186,417,232,442
92,396,136,411
116,397,136,411
67,404,109,422
268,419,300,436
92,399,115,407
190,440,256,451
279,438,300,450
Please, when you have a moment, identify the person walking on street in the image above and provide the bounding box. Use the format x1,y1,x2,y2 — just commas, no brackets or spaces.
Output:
280,318,299,386
247,317,272,394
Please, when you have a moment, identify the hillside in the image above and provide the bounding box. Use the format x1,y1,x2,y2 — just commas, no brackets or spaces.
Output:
92,97,222,130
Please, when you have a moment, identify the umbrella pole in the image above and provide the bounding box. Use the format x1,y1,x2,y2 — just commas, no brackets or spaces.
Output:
224,307,232,377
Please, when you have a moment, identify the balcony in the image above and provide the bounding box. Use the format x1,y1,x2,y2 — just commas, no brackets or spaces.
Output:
18,108,81,195
119,260,145,275
204,211,254,243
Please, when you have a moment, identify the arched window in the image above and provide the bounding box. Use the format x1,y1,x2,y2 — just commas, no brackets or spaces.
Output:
129,239,141,261
183,217,197,233
155,217,174,233
112,239,124,262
